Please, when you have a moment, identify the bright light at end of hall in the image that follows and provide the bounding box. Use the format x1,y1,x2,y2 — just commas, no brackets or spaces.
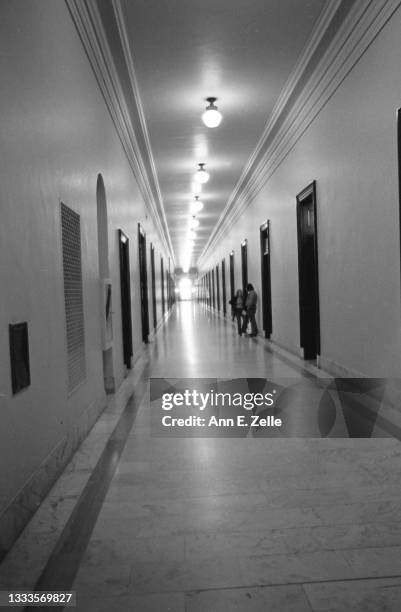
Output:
179,277,193,299
194,163,209,184
191,196,204,214
202,97,222,128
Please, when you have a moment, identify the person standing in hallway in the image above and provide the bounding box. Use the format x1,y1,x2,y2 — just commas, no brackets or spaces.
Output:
242,283,258,336
229,289,244,335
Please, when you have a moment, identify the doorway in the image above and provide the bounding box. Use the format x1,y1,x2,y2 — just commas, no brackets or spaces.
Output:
229,251,234,301
397,108,401,304
221,258,226,315
96,175,115,391
216,264,220,311
161,257,165,315
260,221,272,339
150,244,157,329
211,269,216,309
138,224,150,343
296,181,320,359
118,229,133,369
241,239,248,294
168,258,172,310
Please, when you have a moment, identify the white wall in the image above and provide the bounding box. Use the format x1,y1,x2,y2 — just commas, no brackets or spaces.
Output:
0,0,171,521
201,6,401,378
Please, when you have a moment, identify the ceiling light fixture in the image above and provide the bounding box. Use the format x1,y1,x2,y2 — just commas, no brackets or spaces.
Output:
191,181,202,195
188,230,196,240
194,163,209,184
189,216,199,229
202,97,222,128
191,196,204,214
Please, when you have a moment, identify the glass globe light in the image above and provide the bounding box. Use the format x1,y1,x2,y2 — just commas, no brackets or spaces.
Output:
194,163,209,184
191,181,202,195
191,196,204,214
189,216,200,229
202,97,222,128
188,230,196,240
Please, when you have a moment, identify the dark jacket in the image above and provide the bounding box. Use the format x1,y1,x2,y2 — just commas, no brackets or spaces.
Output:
245,290,257,312
229,295,244,311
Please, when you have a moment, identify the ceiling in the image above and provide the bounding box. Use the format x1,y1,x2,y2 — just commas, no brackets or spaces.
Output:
99,0,335,270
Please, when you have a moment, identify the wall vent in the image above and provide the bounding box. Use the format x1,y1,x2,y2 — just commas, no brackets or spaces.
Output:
61,202,86,392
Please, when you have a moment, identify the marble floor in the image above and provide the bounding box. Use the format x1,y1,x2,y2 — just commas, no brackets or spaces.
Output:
2,302,401,611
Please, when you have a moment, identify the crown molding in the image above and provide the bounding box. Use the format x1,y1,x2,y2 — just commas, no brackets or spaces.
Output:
65,0,175,264
111,0,174,259
199,0,401,267
234,0,344,190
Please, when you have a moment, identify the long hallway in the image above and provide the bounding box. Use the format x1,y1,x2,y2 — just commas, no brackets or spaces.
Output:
2,302,401,611
2,2,401,610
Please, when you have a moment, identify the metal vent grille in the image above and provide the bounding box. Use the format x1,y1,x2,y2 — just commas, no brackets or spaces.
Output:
61,203,86,392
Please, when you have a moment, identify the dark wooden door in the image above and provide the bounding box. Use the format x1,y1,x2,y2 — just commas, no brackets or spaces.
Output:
297,182,320,359
138,224,149,343
150,244,157,329
241,240,248,294
260,221,272,338
167,259,171,310
118,230,133,368
221,258,227,315
398,108,401,301
161,257,165,315
229,252,234,300
216,264,220,311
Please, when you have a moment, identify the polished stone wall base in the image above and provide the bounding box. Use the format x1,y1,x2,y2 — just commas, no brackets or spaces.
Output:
0,395,106,561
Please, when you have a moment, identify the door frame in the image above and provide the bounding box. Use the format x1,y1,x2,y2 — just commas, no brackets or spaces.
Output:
138,223,150,343
167,271,170,308
296,180,320,358
229,251,235,300
397,108,401,308
216,264,220,311
150,243,157,329
241,239,248,294
260,220,272,339
221,258,227,315
118,229,133,368
161,256,165,315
